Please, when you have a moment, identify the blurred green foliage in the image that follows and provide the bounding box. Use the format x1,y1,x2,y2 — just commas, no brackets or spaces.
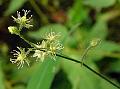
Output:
84,0,116,9
0,0,120,89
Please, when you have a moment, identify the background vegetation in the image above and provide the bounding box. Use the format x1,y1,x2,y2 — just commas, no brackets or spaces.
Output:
0,0,120,89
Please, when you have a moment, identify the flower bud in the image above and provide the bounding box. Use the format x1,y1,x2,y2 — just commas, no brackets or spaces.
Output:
8,26,19,35
90,38,101,47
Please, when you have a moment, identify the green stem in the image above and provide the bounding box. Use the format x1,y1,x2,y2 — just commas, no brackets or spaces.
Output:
81,45,92,66
18,34,35,47
68,22,81,35
29,0,49,24
56,54,120,89
19,34,120,89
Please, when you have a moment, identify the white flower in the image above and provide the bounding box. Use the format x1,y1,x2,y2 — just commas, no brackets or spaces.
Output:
12,9,33,29
32,31,64,61
33,50,47,62
45,31,60,42
48,41,64,59
35,40,47,49
10,47,30,69
33,40,47,62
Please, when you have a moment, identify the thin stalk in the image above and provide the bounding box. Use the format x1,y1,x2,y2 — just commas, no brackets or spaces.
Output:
68,23,81,35
19,34,120,89
18,34,35,47
29,0,49,24
81,45,92,66
56,54,120,89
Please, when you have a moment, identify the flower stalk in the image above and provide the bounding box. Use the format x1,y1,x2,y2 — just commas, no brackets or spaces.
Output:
18,33,120,89
56,54,120,89
8,9,120,89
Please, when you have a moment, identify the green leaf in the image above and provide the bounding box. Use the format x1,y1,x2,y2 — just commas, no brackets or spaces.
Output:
88,41,120,61
27,59,57,89
4,0,27,16
13,85,25,89
96,41,120,52
62,55,118,89
84,0,116,9
10,60,37,82
28,24,68,41
109,59,120,72
81,13,109,45
89,20,108,41
27,24,68,89
0,0,3,5
0,61,5,89
99,78,118,89
67,0,88,27
40,0,48,6
61,57,97,89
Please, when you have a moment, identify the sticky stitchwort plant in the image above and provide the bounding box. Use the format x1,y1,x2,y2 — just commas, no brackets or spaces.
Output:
8,9,120,89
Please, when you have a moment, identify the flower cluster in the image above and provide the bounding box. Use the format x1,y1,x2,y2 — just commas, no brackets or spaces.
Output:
9,10,64,69
8,9,33,35
10,31,63,69
33,40,47,62
10,47,31,69
45,31,60,42
12,9,33,29
33,31,64,61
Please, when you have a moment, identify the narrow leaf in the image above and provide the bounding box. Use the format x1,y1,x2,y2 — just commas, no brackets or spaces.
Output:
27,24,68,89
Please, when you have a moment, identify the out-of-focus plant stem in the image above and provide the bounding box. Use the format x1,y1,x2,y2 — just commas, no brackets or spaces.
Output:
104,52,120,59
29,0,49,24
